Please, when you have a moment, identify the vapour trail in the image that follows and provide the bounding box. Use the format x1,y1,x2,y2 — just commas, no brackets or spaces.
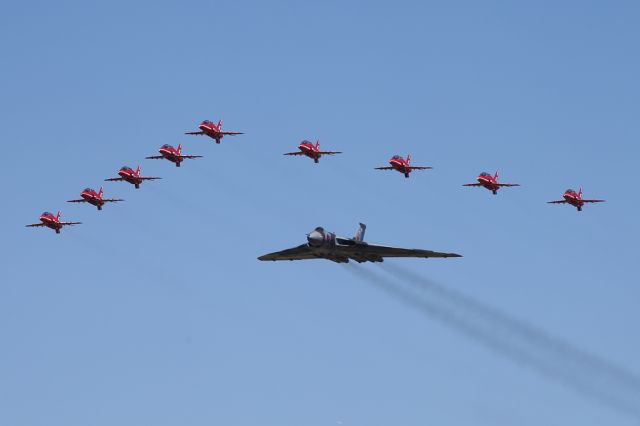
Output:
381,263,640,396
344,264,640,421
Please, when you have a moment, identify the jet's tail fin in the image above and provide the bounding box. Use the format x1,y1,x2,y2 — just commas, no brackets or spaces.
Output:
495,170,499,180
56,211,61,220
135,165,141,176
177,144,182,155
316,139,320,150
354,223,366,242
579,187,583,198
407,154,411,165
217,119,222,130
99,187,104,197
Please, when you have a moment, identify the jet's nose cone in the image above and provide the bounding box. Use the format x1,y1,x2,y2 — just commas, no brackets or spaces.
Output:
307,230,324,247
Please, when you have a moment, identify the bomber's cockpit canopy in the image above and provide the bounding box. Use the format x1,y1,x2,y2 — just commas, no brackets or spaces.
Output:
479,172,491,177
314,226,325,233
120,166,133,172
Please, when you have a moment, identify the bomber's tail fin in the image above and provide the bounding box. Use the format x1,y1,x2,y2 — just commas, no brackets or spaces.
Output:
354,223,366,242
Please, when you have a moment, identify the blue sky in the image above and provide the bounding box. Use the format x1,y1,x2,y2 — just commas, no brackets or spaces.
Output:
1,1,639,424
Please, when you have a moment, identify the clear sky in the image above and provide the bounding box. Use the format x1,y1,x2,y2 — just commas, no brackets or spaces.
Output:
1,1,639,425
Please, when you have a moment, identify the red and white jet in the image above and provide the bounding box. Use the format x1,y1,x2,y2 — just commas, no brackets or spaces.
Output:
145,144,203,167
374,154,432,178
105,166,161,189
185,120,243,144
283,139,342,163
463,171,520,195
547,188,605,212
25,211,81,234
67,187,124,210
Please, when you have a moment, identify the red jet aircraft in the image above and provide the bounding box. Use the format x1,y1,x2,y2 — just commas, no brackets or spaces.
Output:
105,166,161,189
463,171,520,195
547,188,605,211
283,139,342,163
185,119,243,144
25,211,81,234
374,154,432,178
146,144,203,167
67,187,124,210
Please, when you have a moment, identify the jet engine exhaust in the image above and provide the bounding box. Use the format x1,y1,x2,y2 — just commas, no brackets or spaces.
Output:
344,263,640,421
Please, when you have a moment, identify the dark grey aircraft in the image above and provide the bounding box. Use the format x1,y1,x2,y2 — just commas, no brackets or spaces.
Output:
258,223,462,263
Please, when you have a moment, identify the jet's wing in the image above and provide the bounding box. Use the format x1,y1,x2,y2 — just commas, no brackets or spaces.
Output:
66,199,87,203
220,131,244,135
462,183,483,187
185,131,205,135
139,177,162,181
374,166,395,170
258,244,317,261
582,199,606,203
60,221,82,226
105,177,125,182
352,244,462,259
102,198,124,203
283,152,306,156
317,151,342,155
178,155,203,160
496,183,520,187
407,166,433,170
25,223,47,227
547,200,568,204
145,156,164,160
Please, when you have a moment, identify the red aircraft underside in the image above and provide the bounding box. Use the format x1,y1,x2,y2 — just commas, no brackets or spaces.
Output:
283,140,342,163
375,154,432,178
547,188,605,211
146,144,203,167
67,187,124,210
105,166,161,189
463,171,520,195
185,120,243,144
25,211,81,234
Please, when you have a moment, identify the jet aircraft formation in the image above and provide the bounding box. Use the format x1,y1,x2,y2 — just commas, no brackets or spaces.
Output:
26,118,605,263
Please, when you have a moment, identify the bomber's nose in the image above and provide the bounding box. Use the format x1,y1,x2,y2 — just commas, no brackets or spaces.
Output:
307,231,323,247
